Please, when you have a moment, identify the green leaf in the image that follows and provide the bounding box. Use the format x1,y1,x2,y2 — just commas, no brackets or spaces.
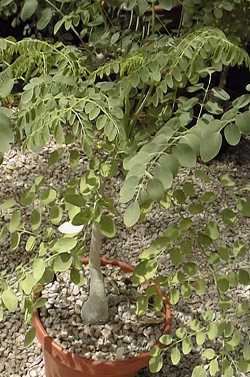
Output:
37,7,53,30
217,277,230,292
170,288,180,305
53,237,77,253
32,258,46,282
149,354,163,373
183,182,195,196
153,167,173,190
238,269,250,285
159,334,173,346
39,268,54,285
31,209,41,230
110,32,120,45
48,150,60,166
72,209,92,225
200,132,222,162
171,346,181,365
64,193,85,207
221,208,236,225
0,78,14,98
8,210,21,233
24,327,36,346
21,0,38,21
124,201,140,228
53,253,72,272
224,123,241,146
233,95,250,109
169,248,183,266
207,323,219,340
99,215,116,238
196,331,206,346
20,274,36,295
133,260,157,285
69,150,80,168
40,189,57,205
120,176,139,204
220,174,235,187
205,221,220,240
176,327,186,339
209,359,219,376
25,236,36,252
0,108,13,153
236,111,250,135
136,295,148,316
212,88,230,101
223,366,234,377
159,0,173,10
243,343,250,361
147,179,165,201
192,366,207,377
173,143,196,168
33,297,47,310
70,268,85,286
182,338,192,355
202,348,216,360
50,206,63,225
0,198,16,210
2,288,18,311
11,232,21,250
238,198,250,217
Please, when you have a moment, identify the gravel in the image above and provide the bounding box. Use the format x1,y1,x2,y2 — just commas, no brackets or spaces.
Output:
0,141,250,377
40,265,163,360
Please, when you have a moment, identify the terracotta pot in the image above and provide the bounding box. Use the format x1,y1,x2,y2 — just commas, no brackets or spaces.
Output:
33,256,172,377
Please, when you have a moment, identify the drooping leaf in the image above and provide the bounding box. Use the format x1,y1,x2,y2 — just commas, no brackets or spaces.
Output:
191,366,207,377
236,111,250,135
31,209,41,230
99,215,116,238
124,201,140,228
2,288,18,311
171,346,181,365
149,354,163,373
224,123,241,146
8,210,21,233
37,7,53,30
24,327,36,346
200,132,222,162
20,274,36,295
120,176,140,204
202,348,216,360
0,110,13,153
53,238,77,253
32,258,46,282
159,0,174,10
173,143,196,168
209,359,219,376
53,253,73,272
25,236,36,252
21,0,38,21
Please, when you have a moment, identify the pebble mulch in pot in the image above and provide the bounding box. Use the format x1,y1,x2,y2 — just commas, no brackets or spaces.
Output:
40,265,163,361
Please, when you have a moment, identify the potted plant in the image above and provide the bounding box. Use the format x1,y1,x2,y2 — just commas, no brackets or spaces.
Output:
0,9,250,376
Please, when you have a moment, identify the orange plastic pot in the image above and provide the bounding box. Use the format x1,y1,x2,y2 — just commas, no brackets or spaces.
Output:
33,256,172,377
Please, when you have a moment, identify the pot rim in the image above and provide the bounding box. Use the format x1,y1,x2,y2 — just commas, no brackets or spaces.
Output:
33,256,172,366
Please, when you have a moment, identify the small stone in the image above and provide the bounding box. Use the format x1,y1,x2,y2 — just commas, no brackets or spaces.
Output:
116,347,125,359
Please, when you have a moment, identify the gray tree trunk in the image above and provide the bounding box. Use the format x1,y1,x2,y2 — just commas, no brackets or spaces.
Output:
81,223,109,324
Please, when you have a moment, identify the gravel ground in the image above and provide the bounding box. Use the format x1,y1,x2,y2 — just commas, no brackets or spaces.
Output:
0,141,249,377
